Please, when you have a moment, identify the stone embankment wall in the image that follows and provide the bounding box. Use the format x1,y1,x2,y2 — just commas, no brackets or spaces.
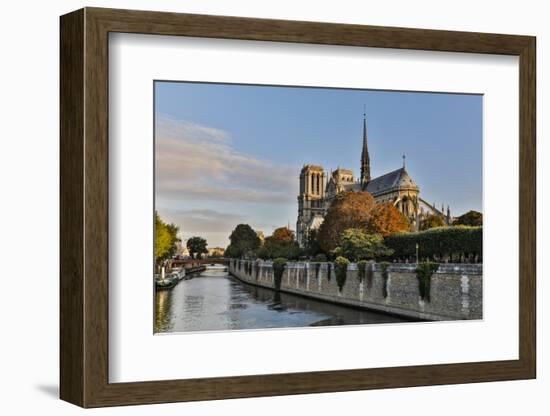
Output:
229,260,482,321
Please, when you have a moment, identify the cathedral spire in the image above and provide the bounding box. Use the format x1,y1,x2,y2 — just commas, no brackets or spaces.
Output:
360,108,371,188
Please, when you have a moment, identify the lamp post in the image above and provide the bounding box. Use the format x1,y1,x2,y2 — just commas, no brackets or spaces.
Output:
416,243,419,264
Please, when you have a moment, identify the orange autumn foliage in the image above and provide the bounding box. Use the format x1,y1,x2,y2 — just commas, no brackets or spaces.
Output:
318,192,376,252
269,227,295,243
367,203,411,236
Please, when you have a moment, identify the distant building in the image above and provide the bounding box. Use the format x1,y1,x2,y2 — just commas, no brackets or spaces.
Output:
174,241,188,257
180,245,191,258
256,231,265,244
296,114,452,246
208,247,225,258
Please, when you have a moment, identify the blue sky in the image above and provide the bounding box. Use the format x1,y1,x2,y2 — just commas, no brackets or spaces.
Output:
155,81,482,248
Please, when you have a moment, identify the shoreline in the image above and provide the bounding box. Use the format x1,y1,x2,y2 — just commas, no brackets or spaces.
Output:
230,272,419,323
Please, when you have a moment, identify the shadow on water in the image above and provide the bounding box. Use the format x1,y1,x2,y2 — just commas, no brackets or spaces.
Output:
238,281,412,326
154,269,412,333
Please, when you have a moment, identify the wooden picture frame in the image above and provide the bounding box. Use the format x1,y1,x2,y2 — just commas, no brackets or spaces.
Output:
60,7,536,408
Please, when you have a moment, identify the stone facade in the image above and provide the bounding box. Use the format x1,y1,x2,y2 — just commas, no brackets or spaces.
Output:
296,115,452,246
230,259,482,321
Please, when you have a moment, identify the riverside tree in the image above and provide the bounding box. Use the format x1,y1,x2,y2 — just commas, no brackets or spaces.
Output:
304,228,323,258
225,224,261,258
318,191,376,253
186,236,208,259
455,210,483,226
271,226,294,243
367,203,411,236
154,212,180,265
420,214,445,231
333,228,393,262
257,227,301,260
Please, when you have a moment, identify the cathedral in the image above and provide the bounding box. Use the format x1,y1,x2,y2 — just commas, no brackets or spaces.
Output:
296,114,452,247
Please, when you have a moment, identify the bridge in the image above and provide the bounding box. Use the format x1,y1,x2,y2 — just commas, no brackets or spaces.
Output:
170,258,230,269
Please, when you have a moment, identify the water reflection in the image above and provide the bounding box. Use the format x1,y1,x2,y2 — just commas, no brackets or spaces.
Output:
154,267,409,333
154,289,174,332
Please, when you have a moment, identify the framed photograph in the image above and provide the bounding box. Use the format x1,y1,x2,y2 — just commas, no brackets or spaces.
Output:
60,7,536,407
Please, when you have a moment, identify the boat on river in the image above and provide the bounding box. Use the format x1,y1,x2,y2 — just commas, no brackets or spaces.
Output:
155,276,176,290
155,267,186,289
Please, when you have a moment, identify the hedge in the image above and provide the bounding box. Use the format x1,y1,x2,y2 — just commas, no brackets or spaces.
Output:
384,226,482,262
334,256,350,291
272,257,287,290
415,261,439,302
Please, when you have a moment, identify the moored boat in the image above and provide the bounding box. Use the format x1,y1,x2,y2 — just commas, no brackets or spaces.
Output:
155,275,177,289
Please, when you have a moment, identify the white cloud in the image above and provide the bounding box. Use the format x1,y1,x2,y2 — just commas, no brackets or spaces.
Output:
155,115,298,204
156,116,231,143
155,115,299,246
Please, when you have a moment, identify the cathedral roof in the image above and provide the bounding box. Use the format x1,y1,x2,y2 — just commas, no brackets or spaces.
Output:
333,168,353,175
300,164,324,174
364,167,419,195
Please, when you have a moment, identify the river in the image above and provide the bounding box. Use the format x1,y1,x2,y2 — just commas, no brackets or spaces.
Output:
154,265,410,333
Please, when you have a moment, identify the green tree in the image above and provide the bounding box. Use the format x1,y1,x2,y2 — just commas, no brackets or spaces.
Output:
257,241,301,260
186,236,208,259
333,228,393,262
257,227,301,260
227,224,261,258
455,210,483,226
154,212,180,265
420,214,445,231
272,257,287,290
304,228,323,258
318,191,376,253
415,261,440,302
155,220,171,260
164,223,180,258
224,244,240,258
313,253,327,262
334,256,350,291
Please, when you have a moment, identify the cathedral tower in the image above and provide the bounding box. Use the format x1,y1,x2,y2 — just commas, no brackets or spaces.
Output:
296,165,326,246
360,112,371,188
